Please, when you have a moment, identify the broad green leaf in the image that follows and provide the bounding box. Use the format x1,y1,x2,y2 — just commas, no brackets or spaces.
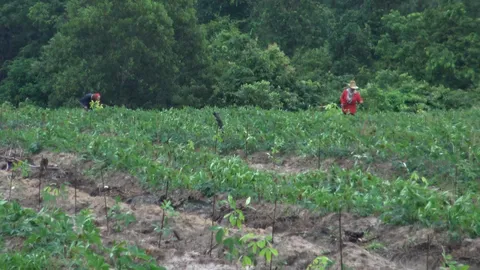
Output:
242,256,252,266
259,248,266,257
265,250,272,262
229,215,236,227
257,240,266,248
240,233,255,242
228,195,235,209
216,229,225,243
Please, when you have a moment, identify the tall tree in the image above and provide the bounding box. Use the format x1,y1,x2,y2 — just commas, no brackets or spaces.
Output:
250,0,336,56
38,0,178,108
163,0,214,107
196,0,253,24
0,0,66,103
376,2,480,90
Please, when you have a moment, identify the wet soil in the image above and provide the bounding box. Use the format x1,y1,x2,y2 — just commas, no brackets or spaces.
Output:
1,149,478,270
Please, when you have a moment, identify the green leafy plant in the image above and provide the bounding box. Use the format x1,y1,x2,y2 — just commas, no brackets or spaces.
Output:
306,256,334,270
108,197,136,232
12,160,30,178
366,241,386,251
89,100,104,111
0,105,479,241
440,247,470,270
212,195,279,267
154,200,177,239
0,200,164,269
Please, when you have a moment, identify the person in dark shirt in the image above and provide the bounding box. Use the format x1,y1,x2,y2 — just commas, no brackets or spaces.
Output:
79,93,101,110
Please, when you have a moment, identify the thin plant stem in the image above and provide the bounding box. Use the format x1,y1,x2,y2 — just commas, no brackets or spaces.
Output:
159,173,170,246
159,205,166,246
214,125,219,155
317,140,321,170
271,178,278,244
245,124,249,159
74,177,77,216
39,174,42,208
8,169,13,202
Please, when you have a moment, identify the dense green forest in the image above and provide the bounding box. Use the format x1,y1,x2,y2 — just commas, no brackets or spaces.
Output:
1,0,479,111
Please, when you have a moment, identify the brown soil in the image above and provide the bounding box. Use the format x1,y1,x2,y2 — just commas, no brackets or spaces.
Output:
238,150,405,180
1,149,479,270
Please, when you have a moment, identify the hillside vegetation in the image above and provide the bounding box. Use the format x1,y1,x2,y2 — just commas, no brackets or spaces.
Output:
1,104,479,233
1,104,479,268
1,0,479,110
1,0,479,268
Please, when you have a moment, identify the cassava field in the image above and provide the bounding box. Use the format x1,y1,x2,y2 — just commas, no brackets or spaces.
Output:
0,104,479,270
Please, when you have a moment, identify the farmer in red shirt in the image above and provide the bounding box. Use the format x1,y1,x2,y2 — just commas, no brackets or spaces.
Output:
340,80,363,115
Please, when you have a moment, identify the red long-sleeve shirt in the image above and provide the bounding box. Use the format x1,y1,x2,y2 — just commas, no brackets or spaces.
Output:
340,89,363,115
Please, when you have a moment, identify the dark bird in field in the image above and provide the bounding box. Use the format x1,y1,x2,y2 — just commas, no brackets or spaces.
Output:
40,157,48,173
344,230,365,243
213,112,224,132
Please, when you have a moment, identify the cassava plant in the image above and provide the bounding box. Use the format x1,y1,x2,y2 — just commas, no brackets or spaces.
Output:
307,256,334,270
155,200,177,244
211,195,279,268
108,197,136,233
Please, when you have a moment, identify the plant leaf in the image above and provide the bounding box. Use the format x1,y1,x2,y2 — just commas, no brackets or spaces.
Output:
266,250,272,262
216,229,225,243
242,256,252,266
257,240,266,248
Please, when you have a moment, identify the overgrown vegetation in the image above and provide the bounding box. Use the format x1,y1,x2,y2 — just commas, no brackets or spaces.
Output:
1,0,479,110
0,200,164,269
1,104,479,240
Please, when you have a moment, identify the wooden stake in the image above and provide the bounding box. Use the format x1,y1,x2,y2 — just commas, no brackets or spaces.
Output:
8,169,13,202
101,170,110,234
271,178,278,244
158,205,166,246
159,174,171,246
245,124,249,159
39,172,42,207
39,157,48,208
74,177,78,216
454,165,458,198
209,195,217,257
426,234,430,270
270,179,278,270
214,125,219,155
339,208,344,270
317,141,321,170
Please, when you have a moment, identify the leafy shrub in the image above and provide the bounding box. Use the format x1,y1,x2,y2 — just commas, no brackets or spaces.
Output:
291,46,333,81
360,70,475,112
235,81,282,109
376,3,480,91
0,200,164,269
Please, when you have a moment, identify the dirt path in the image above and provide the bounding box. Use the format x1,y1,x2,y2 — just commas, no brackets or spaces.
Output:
1,150,479,270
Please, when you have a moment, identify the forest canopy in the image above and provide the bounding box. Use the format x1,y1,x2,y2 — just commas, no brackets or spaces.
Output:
1,0,479,111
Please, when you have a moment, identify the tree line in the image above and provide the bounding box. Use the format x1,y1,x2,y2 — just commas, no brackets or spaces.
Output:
1,0,479,111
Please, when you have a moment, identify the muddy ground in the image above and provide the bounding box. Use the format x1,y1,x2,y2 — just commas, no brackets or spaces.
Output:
235,150,403,178
0,149,479,270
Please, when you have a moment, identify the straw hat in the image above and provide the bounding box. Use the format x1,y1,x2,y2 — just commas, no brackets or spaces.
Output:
349,80,359,89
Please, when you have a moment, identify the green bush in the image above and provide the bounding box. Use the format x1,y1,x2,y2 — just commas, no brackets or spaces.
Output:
235,80,282,109
361,70,476,112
